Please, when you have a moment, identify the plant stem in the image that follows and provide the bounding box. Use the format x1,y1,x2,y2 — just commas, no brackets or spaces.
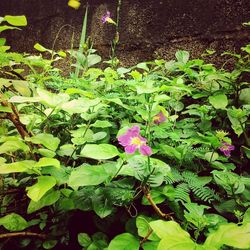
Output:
0,232,46,239
75,3,89,77
142,186,174,220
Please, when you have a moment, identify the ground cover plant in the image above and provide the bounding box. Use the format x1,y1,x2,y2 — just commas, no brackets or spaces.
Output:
0,7,250,250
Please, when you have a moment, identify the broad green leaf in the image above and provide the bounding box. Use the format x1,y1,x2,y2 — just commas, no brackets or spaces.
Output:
243,208,250,224
9,95,40,103
0,140,29,154
35,157,60,169
142,190,166,205
204,223,250,249
136,215,159,241
57,51,66,57
204,152,219,162
108,233,140,250
4,15,27,26
26,133,60,151
27,190,60,214
61,98,100,114
209,94,228,109
158,238,202,250
42,240,57,249
92,189,113,218
239,88,250,104
87,54,102,67
0,160,36,174
78,233,92,247
142,241,159,250
37,148,56,158
0,78,31,96
92,132,107,141
27,176,56,202
37,88,70,107
80,144,119,160
0,213,28,231
0,38,6,46
150,220,198,250
57,144,75,156
0,105,12,113
68,164,110,188
149,220,191,240
136,62,149,71
91,120,112,128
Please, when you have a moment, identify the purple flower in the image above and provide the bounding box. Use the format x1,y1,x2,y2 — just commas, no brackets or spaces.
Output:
219,142,235,157
118,126,152,156
153,111,166,124
101,11,116,25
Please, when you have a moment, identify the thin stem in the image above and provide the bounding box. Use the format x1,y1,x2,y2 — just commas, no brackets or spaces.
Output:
142,186,174,220
0,232,46,239
51,24,75,60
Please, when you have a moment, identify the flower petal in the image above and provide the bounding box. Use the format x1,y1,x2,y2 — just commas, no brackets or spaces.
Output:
128,126,140,136
139,145,152,156
118,134,131,146
223,150,231,157
125,144,137,154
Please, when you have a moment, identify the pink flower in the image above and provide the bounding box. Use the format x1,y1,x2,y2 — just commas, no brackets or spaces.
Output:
118,126,152,156
153,111,166,124
219,142,235,157
101,11,116,25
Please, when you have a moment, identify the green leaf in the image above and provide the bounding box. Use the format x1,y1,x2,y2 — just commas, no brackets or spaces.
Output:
142,241,159,250
27,190,60,214
0,160,36,174
108,233,140,250
149,220,191,240
80,144,119,160
149,220,199,250
36,88,70,107
26,133,60,151
61,98,100,114
239,88,250,104
158,238,202,250
92,120,112,128
34,43,51,53
0,38,6,46
35,157,60,169
92,189,113,218
0,25,20,32
37,148,56,158
87,54,102,67
0,213,28,231
0,140,29,154
204,152,219,162
0,105,12,113
4,15,27,26
204,223,250,249
26,176,56,202
175,50,190,64
209,94,228,109
243,208,250,224
42,240,57,249
68,164,110,188
136,215,159,241
78,233,92,247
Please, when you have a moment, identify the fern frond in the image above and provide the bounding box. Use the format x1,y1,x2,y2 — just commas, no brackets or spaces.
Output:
175,183,191,202
165,168,183,184
189,185,217,203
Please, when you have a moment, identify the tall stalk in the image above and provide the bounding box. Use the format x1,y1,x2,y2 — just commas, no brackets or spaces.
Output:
75,3,89,77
